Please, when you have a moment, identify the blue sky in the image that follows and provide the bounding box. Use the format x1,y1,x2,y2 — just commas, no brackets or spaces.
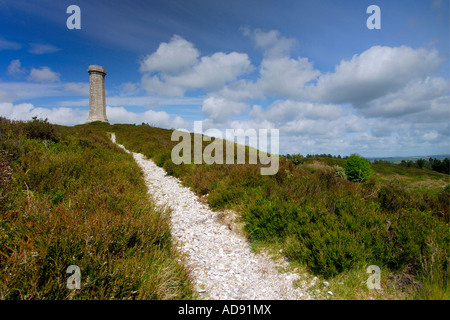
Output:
0,0,448,157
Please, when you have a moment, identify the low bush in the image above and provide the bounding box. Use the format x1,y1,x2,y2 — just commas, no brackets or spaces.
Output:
23,117,61,142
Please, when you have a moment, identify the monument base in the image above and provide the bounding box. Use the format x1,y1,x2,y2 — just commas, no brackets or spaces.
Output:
86,117,109,124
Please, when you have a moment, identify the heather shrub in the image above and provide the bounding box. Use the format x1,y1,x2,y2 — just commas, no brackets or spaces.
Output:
154,151,171,167
23,117,61,142
0,121,194,299
0,150,12,210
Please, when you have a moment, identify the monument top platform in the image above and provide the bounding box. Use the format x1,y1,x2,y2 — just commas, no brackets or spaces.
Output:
87,65,107,75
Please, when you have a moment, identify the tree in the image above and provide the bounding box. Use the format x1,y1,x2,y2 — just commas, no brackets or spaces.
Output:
291,153,304,165
443,158,450,175
345,153,372,182
416,158,426,169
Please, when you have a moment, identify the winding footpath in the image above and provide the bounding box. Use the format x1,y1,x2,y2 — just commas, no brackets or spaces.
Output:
111,133,316,300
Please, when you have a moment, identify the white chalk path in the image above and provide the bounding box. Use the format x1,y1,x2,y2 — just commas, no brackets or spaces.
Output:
111,133,315,300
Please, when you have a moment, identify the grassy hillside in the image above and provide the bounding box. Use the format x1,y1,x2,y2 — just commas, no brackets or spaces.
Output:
108,123,449,300
0,118,194,299
2,119,448,300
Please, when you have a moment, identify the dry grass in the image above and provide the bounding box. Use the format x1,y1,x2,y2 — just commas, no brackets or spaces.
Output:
302,160,334,173
376,172,449,193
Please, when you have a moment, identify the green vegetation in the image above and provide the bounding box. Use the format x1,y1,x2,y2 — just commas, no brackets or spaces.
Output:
344,153,372,182
0,118,194,299
399,158,450,175
110,123,449,300
2,119,448,300
334,165,347,180
372,157,450,175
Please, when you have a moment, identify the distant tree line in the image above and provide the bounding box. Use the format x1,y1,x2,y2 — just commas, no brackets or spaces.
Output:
398,157,450,175
285,153,344,160
284,153,345,166
286,153,450,175
372,158,450,175
305,153,344,159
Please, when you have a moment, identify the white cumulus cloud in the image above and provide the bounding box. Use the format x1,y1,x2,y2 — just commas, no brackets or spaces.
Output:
27,66,61,83
242,27,297,58
140,35,199,74
106,106,189,128
169,51,252,91
0,102,86,125
140,35,253,96
361,77,449,118
258,57,319,99
307,45,444,106
201,96,248,122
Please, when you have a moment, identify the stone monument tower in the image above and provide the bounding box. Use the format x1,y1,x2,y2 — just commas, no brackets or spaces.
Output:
86,65,108,123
